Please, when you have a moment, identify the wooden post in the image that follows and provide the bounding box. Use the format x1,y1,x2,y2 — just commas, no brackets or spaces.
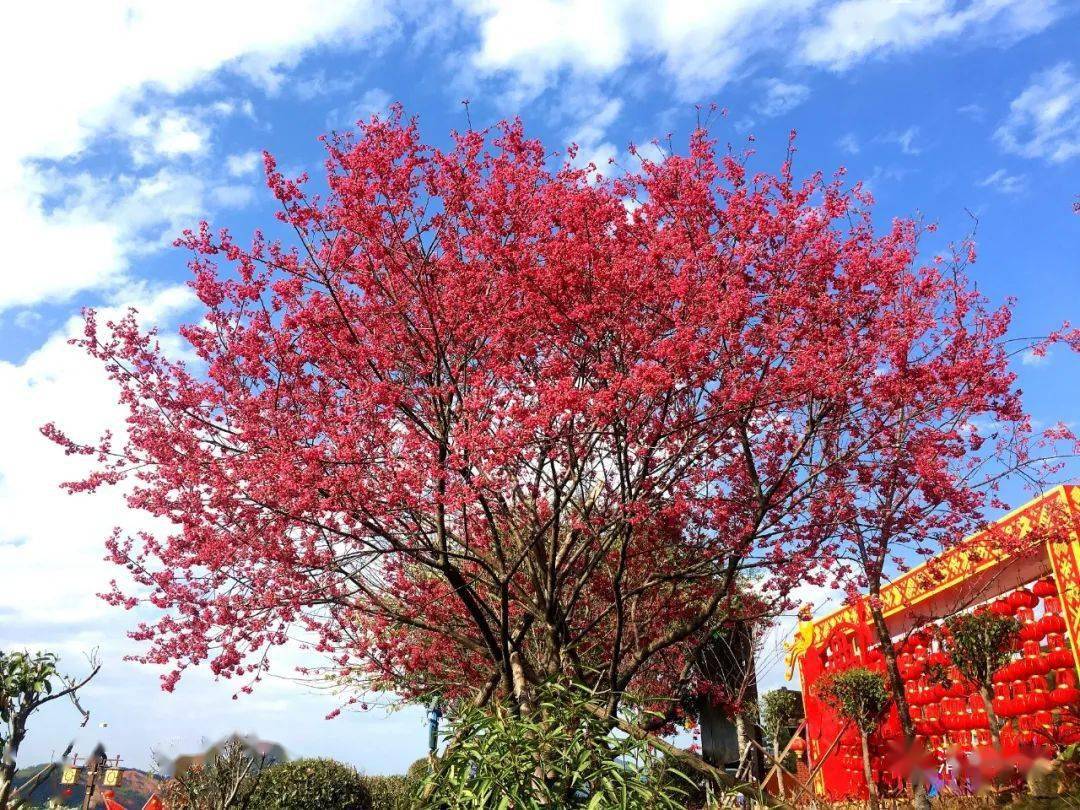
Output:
81,752,103,810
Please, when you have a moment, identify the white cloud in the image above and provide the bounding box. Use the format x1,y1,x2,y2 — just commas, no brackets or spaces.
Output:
124,110,210,165
458,0,814,101
457,1,1059,106
0,288,432,774
1021,348,1052,366
12,310,43,330
226,150,264,177
0,286,199,621
836,132,861,154
0,163,126,310
291,69,365,101
994,61,1080,163
0,0,393,313
799,0,1061,71
327,87,393,130
859,164,913,197
884,125,924,155
754,78,811,117
567,97,623,175
978,167,1027,194
0,158,255,313
958,102,986,121
352,88,393,122
212,185,257,208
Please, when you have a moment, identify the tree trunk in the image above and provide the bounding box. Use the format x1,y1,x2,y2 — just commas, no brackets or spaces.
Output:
735,712,750,769
0,717,26,810
860,730,880,810
867,598,930,810
586,703,783,807
980,685,1002,748
0,762,14,810
773,737,786,800
509,652,535,716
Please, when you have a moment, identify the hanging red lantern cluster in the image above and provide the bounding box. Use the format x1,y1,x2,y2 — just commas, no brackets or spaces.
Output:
833,577,1080,786
947,580,1080,756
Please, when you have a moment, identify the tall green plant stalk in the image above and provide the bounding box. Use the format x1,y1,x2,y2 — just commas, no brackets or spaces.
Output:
945,611,1020,748
817,667,891,810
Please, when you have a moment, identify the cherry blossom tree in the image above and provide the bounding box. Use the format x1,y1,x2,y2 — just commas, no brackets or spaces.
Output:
816,239,1079,808
45,109,1066,777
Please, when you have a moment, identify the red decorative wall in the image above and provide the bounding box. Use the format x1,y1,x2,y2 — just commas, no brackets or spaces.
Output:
795,484,1080,800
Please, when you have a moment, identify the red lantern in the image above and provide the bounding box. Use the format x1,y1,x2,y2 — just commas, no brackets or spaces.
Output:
789,736,807,753
1029,691,1050,713
1039,614,1066,637
991,598,1013,616
1052,687,1080,708
1033,578,1057,599
1020,611,1042,641
1001,725,1019,754
898,652,914,678
1061,723,1080,744
1009,588,1035,610
1057,668,1079,688
1031,654,1052,676
1050,649,1074,669
929,651,950,668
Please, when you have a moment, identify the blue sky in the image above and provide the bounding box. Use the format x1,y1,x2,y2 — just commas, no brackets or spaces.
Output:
1,0,1078,777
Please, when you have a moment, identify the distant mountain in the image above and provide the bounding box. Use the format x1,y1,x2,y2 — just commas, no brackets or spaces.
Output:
161,733,288,778
14,763,160,809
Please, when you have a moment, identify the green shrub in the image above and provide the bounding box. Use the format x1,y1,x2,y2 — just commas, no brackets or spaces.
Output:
816,667,890,735
946,611,1020,689
162,736,268,809
249,758,371,810
405,757,430,785
418,681,693,808
357,774,411,810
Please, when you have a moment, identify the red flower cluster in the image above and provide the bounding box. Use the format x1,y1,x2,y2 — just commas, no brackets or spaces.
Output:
44,109,1072,717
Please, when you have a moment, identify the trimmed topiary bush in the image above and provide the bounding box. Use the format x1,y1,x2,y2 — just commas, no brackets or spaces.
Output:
249,758,371,810
816,667,891,810
405,757,430,785
358,774,411,810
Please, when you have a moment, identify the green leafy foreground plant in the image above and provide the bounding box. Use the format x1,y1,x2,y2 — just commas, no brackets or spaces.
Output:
417,682,702,809
945,611,1020,748
817,667,891,810
162,737,269,810
249,759,371,810
1,650,100,810
357,773,412,810
759,688,801,799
